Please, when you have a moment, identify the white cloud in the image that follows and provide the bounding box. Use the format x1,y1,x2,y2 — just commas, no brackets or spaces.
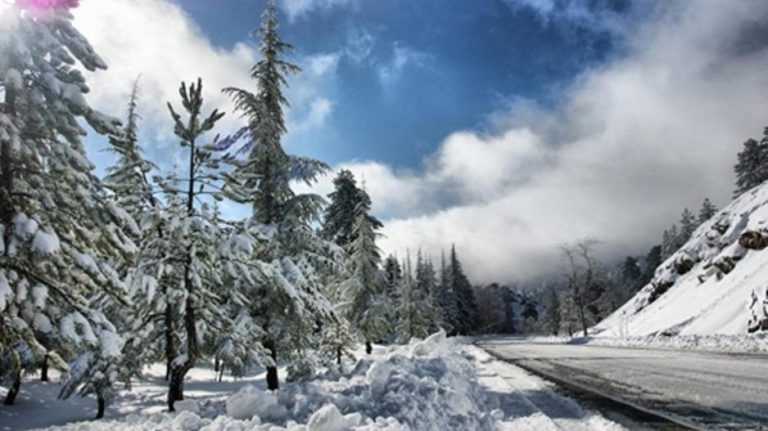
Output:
306,1,768,284
377,43,430,90
281,0,354,21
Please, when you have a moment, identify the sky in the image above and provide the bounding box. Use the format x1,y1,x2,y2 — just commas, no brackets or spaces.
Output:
54,0,768,283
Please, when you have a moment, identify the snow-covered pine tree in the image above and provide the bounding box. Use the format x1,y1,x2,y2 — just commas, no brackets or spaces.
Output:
436,251,459,335
678,208,697,244
101,81,181,383
163,78,229,411
449,246,478,335
698,198,718,224
322,170,382,247
0,1,136,406
342,188,388,354
396,253,429,340
415,252,442,333
734,134,768,197
221,0,337,391
543,287,561,335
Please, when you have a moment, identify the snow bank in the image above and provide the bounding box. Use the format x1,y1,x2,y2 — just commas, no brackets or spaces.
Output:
38,331,494,431
594,182,768,337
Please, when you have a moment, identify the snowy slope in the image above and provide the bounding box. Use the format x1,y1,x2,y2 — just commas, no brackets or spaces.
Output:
593,182,768,337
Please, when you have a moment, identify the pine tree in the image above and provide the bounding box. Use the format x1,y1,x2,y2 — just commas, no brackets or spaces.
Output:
0,2,136,408
679,208,697,244
322,170,382,247
164,78,228,411
544,287,561,335
436,251,459,335
221,0,337,391
621,256,641,284
415,253,442,333
734,134,768,197
449,246,478,335
396,253,429,340
343,189,388,354
698,198,717,224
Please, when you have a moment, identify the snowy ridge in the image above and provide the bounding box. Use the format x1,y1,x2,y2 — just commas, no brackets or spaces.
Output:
593,182,768,337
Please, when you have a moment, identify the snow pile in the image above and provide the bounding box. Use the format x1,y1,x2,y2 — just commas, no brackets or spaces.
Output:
593,182,768,336
38,332,495,431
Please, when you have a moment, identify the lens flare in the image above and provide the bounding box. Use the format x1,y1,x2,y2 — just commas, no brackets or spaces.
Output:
15,0,78,10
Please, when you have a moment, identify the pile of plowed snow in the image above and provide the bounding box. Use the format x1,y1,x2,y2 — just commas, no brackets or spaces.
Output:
38,331,496,431
593,183,768,337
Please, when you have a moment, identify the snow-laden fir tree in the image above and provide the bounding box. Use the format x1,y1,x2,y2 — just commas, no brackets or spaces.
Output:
698,198,717,224
436,251,459,335
448,246,479,335
322,170,382,247
543,287,561,335
221,0,337,391
678,208,697,244
101,81,182,383
396,253,430,340
161,78,237,411
342,188,389,354
414,252,442,333
734,133,768,197
0,1,136,406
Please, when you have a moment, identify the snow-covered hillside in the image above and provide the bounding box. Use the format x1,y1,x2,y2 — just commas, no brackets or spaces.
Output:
593,183,768,337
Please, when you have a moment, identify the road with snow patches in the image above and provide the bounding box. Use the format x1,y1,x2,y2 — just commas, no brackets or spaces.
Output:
478,338,768,430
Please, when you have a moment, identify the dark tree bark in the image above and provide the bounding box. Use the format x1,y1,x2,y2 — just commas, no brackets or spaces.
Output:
365,340,372,355
336,346,342,366
95,395,106,419
218,364,225,383
3,371,21,405
214,356,220,373
40,353,49,382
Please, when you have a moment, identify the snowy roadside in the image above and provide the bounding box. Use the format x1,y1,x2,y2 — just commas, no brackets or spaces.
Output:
514,332,768,354
0,332,626,431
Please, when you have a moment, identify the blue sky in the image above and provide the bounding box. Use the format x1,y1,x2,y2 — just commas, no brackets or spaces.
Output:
169,0,627,168
70,0,768,282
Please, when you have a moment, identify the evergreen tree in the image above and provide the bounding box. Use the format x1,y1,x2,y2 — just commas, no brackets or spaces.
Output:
544,287,561,335
322,170,382,247
638,245,662,289
0,1,136,408
734,134,768,197
415,252,442,333
698,198,718,224
436,251,459,334
396,253,430,340
342,188,388,354
449,246,478,335
221,0,337,391
621,256,641,285
164,79,228,411
679,208,697,244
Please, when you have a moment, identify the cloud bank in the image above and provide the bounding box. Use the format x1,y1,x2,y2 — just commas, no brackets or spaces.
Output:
309,1,768,283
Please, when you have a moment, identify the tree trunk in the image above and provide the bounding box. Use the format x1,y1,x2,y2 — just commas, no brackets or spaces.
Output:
0,67,17,251
218,364,225,383
336,346,342,366
3,371,21,405
167,368,185,412
365,340,372,355
164,299,176,381
214,356,220,373
40,354,49,382
95,395,106,419
264,339,279,391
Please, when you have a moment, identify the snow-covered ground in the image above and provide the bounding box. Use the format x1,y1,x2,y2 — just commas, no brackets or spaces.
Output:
593,182,768,337
0,333,624,431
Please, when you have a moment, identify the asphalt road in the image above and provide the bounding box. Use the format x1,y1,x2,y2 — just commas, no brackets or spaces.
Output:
478,338,768,430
